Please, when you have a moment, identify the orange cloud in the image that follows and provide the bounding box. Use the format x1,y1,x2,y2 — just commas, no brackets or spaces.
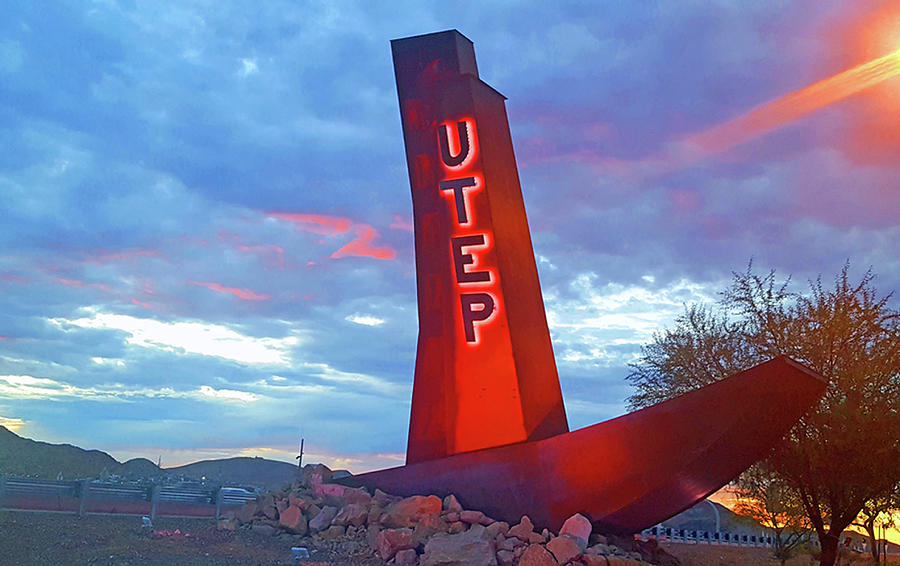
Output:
267,212,353,236
0,272,30,283
390,213,414,232
189,280,271,301
269,212,397,261
55,278,113,294
86,249,161,264
331,226,396,260
218,228,287,269
130,298,156,310
0,336,9,341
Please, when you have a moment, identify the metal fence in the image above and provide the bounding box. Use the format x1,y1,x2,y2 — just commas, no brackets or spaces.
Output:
639,525,828,551
0,475,257,520
640,525,790,548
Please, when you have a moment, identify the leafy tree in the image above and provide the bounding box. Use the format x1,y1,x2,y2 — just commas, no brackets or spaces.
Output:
734,463,810,566
626,303,754,409
853,484,899,564
627,263,900,566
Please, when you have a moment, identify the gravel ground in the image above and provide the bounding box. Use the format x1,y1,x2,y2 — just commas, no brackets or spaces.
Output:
0,510,382,566
662,543,812,566
660,542,899,566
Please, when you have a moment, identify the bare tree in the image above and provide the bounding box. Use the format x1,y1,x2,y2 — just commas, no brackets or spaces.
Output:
735,463,810,566
854,485,899,564
627,262,900,566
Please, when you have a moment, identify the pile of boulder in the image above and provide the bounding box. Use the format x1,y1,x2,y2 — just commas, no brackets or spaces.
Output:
219,465,668,566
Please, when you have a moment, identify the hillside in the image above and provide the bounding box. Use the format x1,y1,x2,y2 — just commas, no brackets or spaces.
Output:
0,425,121,480
168,457,298,488
0,426,296,488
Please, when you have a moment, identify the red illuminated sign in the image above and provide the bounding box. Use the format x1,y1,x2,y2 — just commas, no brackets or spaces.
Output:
437,119,496,344
392,29,570,464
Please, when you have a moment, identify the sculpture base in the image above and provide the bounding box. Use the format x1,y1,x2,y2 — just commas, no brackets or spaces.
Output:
341,356,825,533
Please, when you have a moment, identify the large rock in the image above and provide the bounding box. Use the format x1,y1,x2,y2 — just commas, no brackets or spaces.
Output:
334,503,368,528
309,505,339,532
262,505,278,520
485,521,509,539
313,482,372,505
460,510,487,525
586,543,610,556
582,555,611,566
374,488,401,506
559,514,592,549
395,548,419,565
278,504,308,535
420,529,498,566
517,544,558,566
341,486,373,505
250,524,277,537
377,528,415,560
443,494,463,513
367,504,383,526
547,535,582,564
300,463,332,486
413,517,449,548
322,524,345,540
497,549,515,566
508,515,545,544
235,500,258,524
419,513,449,531
381,495,443,528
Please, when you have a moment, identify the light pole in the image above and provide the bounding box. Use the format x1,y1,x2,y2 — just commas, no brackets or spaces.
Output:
296,437,304,470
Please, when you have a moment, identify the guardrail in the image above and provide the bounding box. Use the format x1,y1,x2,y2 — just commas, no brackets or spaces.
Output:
640,525,784,548
640,525,825,551
0,475,257,520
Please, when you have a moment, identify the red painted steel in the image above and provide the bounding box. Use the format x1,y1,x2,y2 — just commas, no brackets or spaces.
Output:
356,29,828,534
346,356,826,533
392,30,569,464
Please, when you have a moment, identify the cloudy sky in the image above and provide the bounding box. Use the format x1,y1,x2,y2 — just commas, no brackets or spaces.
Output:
1,1,898,473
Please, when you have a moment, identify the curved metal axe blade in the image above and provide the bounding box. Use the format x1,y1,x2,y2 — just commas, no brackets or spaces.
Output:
343,356,825,533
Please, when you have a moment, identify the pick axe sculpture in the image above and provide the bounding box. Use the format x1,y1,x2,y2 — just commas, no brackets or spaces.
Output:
343,30,825,533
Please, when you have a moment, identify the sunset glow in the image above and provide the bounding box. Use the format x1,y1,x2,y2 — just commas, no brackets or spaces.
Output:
688,48,900,152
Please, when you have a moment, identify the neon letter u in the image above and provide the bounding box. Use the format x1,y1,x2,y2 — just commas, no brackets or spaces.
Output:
439,121,470,167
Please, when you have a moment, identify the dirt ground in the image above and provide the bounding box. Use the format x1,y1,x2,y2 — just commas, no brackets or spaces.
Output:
0,510,382,566
4,509,898,566
662,542,900,566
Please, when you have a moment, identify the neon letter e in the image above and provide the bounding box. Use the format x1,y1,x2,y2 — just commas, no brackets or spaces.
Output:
460,292,494,343
452,235,490,284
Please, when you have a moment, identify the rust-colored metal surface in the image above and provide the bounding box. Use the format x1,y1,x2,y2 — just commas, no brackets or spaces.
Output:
345,356,825,533
392,30,568,464
350,29,828,534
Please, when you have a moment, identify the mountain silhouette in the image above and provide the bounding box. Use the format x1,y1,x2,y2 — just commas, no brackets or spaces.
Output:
0,426,297,489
